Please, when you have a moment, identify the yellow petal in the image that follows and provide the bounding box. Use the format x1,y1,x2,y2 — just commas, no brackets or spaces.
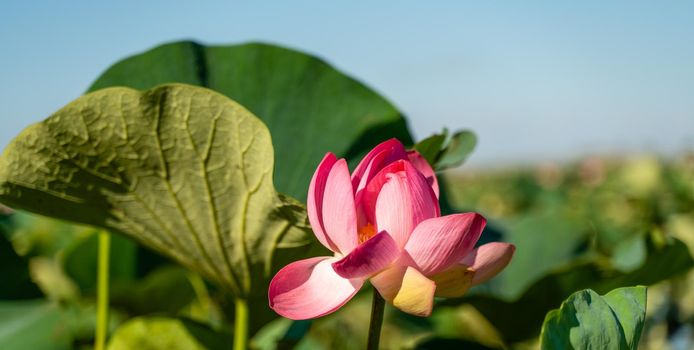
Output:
431,264,475,298
371,265,437,317
392,267,436,317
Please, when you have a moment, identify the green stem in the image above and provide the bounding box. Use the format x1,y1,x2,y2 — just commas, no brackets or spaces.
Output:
367,286,386,350
233,298,249,350
95,231,110,350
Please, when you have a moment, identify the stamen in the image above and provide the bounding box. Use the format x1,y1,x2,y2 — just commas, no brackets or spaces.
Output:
358,223,376,243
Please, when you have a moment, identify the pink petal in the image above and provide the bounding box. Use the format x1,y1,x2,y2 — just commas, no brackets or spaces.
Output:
332,231,400,279
461,242,515,285
404,213,486,275
358,160,405,225
307,153,340,252
407,150,439,198
374,161,440,247
308,154,359,254
269,257,364,320
371,264,436,317
321,159,359,253
351,139,408,195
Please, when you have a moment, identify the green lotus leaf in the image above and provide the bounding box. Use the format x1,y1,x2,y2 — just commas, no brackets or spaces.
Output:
88,40,414,201
0,84,318,299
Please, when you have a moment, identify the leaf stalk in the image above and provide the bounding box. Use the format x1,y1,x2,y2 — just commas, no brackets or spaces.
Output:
95,231,110,350
233,298,249,350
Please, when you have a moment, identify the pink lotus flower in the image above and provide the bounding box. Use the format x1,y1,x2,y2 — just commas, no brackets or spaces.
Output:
268,139,515,319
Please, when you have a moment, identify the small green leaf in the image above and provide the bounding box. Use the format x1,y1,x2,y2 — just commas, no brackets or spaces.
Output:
0,85,318,301
412,129,477,171
107,316,232,350
540,286,647,350
413,131,448,166
436,130,477,171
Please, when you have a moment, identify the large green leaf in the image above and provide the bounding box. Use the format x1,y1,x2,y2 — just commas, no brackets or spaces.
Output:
0,85,318,300
540,286,647,350
88,40,413,201
107,316,232,350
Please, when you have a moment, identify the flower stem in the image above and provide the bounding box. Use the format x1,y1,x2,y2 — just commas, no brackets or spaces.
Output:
233,298,249,350
95,231,110,350
367,286,386,350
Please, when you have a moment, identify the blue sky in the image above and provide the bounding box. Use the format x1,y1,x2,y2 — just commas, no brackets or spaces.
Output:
1,1,693,166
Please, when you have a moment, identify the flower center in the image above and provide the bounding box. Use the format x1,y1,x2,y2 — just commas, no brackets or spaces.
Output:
358,223,376,243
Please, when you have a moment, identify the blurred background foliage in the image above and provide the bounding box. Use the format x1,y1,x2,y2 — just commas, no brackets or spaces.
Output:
443,154,694,349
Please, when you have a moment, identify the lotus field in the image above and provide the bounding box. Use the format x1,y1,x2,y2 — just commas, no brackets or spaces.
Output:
1,41,692,350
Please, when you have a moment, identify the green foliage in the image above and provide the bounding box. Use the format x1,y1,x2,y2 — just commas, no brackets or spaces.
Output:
415,338,497,350
0,216,41,299
540,286,647,350
436,130,477,171
438,156,694,345
413,129,477,171
482,207,589,300
252,318,313,350
2,210,94,258
0,300,71,350
0,85,318,302
88,40,414,201
63,231,137,291
459,236,692,342
413,132,447,165
109,267,196,316
106,316,232,350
